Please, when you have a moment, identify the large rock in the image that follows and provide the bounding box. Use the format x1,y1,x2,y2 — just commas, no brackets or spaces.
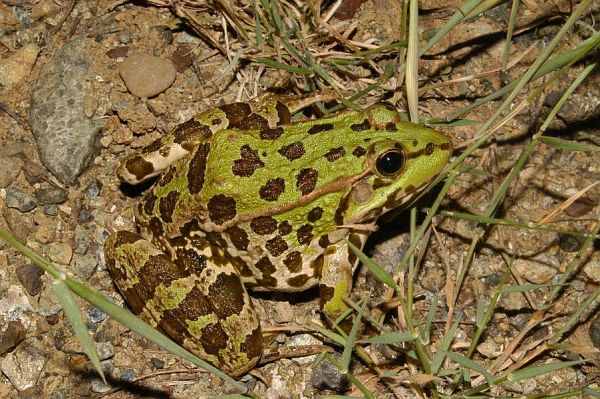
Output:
29,39,104,185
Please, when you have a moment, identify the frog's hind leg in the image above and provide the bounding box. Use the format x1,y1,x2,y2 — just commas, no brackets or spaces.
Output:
104,231,262,376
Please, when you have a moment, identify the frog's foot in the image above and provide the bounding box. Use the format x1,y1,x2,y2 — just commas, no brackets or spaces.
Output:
104,231,262,376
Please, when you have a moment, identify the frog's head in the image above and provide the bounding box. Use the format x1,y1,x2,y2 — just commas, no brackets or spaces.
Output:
341,108,452,225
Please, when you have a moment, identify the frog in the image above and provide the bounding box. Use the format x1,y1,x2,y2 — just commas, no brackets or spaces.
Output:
104,95,453,376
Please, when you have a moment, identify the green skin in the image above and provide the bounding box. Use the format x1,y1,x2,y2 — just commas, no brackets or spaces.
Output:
104,97,453,376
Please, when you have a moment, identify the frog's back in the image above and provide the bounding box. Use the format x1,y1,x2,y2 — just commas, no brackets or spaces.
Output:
135,104,452,291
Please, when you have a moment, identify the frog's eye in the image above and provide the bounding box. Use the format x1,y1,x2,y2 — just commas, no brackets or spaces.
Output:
376,149,405,177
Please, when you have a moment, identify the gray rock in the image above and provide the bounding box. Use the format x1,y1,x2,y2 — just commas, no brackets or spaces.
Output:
16,263,44,296
34,186,68,205
0,337,47,391
73,254,96,280
43,204,58,216
119,53,176,98
95,342,115,361
83,179,102,197
87,305,107,324
6,189,38,212
311,358,350,392
29,39,104,185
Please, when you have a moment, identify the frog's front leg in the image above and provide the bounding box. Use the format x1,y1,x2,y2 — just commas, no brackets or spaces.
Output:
104,231,262,376
319,233,368,325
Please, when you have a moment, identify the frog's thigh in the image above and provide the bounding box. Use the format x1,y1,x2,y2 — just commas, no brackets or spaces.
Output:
318,235,367,322
104,231,261,376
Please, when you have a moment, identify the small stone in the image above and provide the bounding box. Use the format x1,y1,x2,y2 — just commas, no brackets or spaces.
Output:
47,243,73,265
73,254,97,279
119,53,177,98
583,260,600,283
0,156,23,187
77,206,94,224
170,45,194,72
34,186,68,205
72,229,90,254
513,257,558,284
106,46,130,59
151,357,165,369
558,234,582,252
33,224,56,244
565,198,594,217
311,358,350,392
271,301,294,324
95,342,115,361
0,337,47,391
84,179,102,197
0,43,39,88
43,204,58,216
0,321,26,355
37,285,62,317
16,263,44,296
87,305,107,324
6,189,38,212
83,94,98,118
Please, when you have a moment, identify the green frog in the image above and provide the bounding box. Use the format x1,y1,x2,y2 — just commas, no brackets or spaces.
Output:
104,95,452,376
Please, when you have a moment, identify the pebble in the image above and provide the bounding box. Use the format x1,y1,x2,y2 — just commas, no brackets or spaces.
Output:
558,234,582,252
119,53,177,98
83,179,102,197
0,337,47,391
87,305,107,324
32,223,56,244
6,189,38,212
73,254,96,279
34,186,68,205
0,156,24,187
29,39,104,185
37,285,62,317
72,227,90,254
2,208,33,241
513,256,558,284
0,321,26,355
95,342,115,361
565,198,594,217
43,204,58,216
170,45,194,72
0,43,39,89
0,286,33,325
583,260,600,283
311,358,350,392
77,206,94,224
47,243,73,265
271,301,294,324
16,263,44,296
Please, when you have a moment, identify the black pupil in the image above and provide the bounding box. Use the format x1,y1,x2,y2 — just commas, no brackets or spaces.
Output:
376,150,404,176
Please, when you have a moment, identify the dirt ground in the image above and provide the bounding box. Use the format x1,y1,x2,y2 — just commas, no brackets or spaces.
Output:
0,0,598,398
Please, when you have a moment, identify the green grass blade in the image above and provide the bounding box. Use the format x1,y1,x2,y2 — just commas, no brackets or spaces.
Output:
358,332,416,345
507,359,587,381
538,136,600,152
430,322,459,374
347,240,399,291
340,298,368,373
52,280,105,382
446,352,494,386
